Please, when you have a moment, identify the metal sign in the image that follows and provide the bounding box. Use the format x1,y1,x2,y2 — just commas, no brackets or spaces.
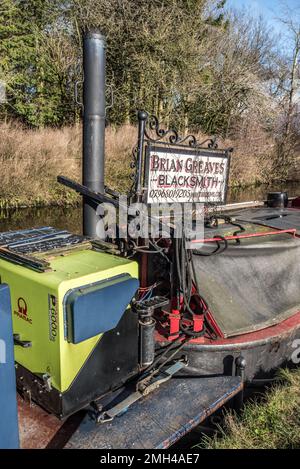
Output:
145,145,230,204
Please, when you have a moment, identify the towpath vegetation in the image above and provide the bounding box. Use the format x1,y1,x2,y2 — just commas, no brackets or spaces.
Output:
0,121,299,209
202,368,300,449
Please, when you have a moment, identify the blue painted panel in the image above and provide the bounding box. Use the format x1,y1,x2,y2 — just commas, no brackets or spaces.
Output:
66,275,139,344
0,284,19,449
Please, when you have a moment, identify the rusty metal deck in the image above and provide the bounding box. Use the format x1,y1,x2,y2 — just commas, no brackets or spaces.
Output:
64,375,242,449
18,396,64,449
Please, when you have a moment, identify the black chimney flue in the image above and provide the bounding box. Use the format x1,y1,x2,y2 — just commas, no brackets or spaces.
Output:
82,30,106,237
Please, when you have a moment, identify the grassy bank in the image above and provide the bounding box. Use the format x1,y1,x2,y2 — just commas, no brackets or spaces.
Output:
0,122,299,209
0,122,136,208
202,368,300,449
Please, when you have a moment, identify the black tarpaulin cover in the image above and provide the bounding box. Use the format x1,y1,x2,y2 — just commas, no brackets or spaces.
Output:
192,234,300,337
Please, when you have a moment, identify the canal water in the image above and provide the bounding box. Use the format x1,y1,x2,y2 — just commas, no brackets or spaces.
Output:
0,181,299,233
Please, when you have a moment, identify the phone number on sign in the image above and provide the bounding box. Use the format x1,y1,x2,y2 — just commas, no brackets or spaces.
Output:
148,188,222,201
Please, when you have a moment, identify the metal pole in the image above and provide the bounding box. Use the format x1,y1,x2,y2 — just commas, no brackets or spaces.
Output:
235,355,246,411
136,110,148,199
82,30,106,237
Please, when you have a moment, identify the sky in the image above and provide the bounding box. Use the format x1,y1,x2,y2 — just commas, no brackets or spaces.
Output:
226,0,299,36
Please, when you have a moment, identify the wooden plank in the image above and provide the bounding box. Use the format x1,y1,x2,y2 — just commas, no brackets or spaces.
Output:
65,375,242,449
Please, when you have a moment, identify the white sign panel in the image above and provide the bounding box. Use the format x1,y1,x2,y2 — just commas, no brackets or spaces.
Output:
145,146,230,204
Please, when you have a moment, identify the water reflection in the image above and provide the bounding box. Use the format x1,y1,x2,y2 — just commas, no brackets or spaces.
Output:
0,205,82,234
0,182,299,233
227,181,300,204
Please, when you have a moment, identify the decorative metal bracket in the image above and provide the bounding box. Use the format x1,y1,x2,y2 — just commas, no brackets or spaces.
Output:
144,113,218,149
132,110,225,200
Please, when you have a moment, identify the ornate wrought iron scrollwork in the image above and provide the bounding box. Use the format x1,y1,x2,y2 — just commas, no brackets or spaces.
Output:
144,113,218,149
128,143,138,197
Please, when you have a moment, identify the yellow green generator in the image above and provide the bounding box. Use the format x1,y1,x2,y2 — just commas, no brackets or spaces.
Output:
0,227,139,418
